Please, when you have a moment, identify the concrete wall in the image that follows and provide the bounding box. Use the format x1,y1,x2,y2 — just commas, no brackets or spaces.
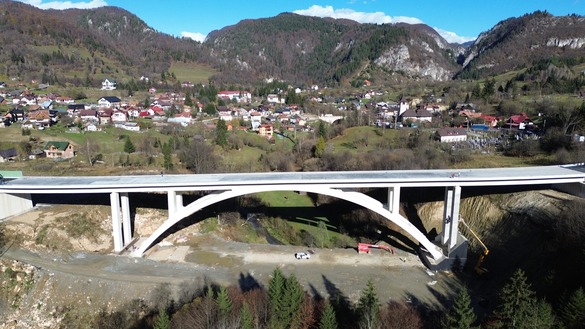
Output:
0,193,33,220
552,182,585,198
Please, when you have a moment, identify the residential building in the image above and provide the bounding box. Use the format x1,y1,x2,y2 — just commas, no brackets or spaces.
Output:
258,123,274,138
0,148,18,162
101,79,117,90
435,127,468,143
44,141,75,159
98,96,122,108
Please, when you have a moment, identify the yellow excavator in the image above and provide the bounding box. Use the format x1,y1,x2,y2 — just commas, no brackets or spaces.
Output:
459,217,489,275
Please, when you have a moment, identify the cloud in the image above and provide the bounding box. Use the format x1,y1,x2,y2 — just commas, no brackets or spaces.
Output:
433,28,476,44
181,32,207,43
293,5,421,25
16,0,107,10
293,5,475,44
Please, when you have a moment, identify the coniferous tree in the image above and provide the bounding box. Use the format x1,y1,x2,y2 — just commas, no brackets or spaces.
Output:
216,286,232,317
153,308,170,329
268,267,286,329
442,286,477,329
184,93,193,107
319,302,338,329
493,268,555,328
215,119,228,149
356,279,380,329
560,287,585,329
124,137,135,154
283,273,305,328
240,302,254,329
315,136,326,158
162,142,173,170
523,299,555,329
318,121,327,140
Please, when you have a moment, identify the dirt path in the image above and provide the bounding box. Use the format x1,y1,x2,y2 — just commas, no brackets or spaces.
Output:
0,206,462,328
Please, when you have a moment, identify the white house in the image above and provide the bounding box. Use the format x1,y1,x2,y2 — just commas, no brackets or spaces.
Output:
111,111,127,123
98,96,122,108
114,122,140,131
217,90,252,103
267,94,283,104
435,127,468,143
401,109,433,123
101,79,117,90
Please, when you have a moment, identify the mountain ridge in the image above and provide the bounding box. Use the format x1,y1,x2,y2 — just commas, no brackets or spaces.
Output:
0,1,584,87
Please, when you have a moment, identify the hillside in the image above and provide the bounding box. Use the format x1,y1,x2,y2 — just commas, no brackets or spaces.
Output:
0,0,210,86
0,1,584,87
460,11,585,79
205,13,462,84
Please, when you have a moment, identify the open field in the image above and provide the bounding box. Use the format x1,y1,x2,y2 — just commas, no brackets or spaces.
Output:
169,61,217,84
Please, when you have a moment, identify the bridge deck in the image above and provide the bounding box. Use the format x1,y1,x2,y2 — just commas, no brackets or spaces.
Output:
0,165,584,194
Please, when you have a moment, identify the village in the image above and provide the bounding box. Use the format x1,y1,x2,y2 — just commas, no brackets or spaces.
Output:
0,77,541,163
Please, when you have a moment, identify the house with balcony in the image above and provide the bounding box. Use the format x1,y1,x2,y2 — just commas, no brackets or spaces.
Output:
44,141,75,159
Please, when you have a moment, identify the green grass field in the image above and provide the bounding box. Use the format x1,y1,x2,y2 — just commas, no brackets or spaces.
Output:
169,61,217,84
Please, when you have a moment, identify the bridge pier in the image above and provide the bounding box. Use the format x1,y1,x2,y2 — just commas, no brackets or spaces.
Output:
423,185,468,270
441,186,461,249
387,186,400,214
110,192,133,252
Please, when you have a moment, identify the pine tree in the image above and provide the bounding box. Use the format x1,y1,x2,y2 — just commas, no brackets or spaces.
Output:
356,279,380,329
319,302,338,329
216,286,232,318
268,267,286,329
283,273,305,328
184,93,193,107
240,302,254,329
124,137,135,154
215,119,228,149
494,268,545,328
153,308,170,329
560,287,585,329
315,136,326,158
442,286,477,329
162,142,173,170
524,298,555,329
318,121,327,140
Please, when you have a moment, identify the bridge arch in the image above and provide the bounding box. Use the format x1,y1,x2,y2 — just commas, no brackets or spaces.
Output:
132,186,443,260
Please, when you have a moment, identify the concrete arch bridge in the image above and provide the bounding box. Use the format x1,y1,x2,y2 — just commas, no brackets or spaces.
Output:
1,165,584,269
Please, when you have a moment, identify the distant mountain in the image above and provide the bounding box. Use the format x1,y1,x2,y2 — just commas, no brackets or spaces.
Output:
459,11,585,79
0,0,584,87
204,13,464,85
0,0,208,86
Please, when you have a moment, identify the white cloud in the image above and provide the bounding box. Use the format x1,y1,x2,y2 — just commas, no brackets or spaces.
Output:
16,0,108,10
433,28,476,44
293,5,421,25
293,5,476,44
181,31,207,43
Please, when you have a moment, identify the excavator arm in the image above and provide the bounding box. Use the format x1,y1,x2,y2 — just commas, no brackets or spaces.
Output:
459,218,489,274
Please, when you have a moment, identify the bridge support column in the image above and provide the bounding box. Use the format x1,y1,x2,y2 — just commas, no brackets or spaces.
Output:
110,192,123,252
441,185,461,250
387,186,401,214
121,193,132,245
110,192,132,252
167,191,183,220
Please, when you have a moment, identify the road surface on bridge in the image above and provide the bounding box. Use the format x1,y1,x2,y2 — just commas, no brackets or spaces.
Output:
1,165,584,194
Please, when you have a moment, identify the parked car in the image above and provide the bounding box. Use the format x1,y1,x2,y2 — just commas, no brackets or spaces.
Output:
295,252,311,259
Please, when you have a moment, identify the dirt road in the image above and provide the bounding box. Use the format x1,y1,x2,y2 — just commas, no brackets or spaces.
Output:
2,233,459,309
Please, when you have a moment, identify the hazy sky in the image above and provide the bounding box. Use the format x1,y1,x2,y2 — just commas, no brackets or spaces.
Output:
17,0,585,43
